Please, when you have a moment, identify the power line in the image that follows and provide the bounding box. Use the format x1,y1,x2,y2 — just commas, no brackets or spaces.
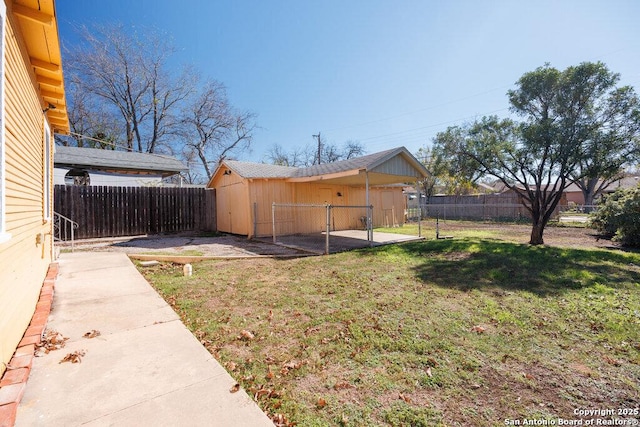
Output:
323,107,511,151
323,84,514,134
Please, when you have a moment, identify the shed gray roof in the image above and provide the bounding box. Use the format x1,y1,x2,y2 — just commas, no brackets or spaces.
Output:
292,147,420,178
223,147,427,180
54,146,187,175
224,161,299,179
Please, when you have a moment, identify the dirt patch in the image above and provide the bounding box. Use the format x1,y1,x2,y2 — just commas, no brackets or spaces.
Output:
62,234,308,257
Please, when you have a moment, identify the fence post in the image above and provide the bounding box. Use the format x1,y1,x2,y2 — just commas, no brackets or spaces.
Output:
325,204,331,255
272,203,276,244
368,205,373,245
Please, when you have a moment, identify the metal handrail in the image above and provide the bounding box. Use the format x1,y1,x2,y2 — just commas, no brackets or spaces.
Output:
53,212,78,252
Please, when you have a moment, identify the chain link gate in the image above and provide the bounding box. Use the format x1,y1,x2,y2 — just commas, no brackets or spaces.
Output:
272,203,373,254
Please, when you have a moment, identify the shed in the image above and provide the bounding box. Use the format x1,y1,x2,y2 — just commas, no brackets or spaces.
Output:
207,147,429,237
54,146,187,186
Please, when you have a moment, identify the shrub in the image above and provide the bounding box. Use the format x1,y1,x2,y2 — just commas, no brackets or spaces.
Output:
590,185,640,247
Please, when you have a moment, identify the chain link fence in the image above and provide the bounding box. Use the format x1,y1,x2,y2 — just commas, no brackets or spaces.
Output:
402,201,597,239
407,203,531,222
272,203,373,254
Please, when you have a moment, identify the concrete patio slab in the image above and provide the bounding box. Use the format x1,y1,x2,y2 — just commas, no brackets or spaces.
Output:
16,252,272,427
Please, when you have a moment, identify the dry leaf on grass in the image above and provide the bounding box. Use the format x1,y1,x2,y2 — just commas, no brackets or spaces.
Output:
316,397,327,409
59,350,86,364
229,383,241,393
270,412,295,427
471,325,486,334
399,393,411,403
226,361,237,371
83,330,101,339
239,330,255,340
333,381,353,391
603,355,621,366
426,366,433,377
255,389,271,399
280,360,304,375
523,372,535,380
265,367,274,380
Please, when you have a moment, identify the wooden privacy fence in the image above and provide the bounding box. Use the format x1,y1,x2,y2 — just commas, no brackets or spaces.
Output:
420,194,561,220
54,185,216,240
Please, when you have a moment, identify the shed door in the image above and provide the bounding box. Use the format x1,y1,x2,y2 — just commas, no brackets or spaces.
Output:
381,191,396,227
217,182,247,234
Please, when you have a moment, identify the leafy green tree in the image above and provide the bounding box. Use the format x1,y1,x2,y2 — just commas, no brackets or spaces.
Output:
433,62,640,245
429,126,489,195
590,185,640,246
561,63,640,207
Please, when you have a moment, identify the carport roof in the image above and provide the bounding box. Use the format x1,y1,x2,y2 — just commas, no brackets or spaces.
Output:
213,146,429,186
55,146,187,176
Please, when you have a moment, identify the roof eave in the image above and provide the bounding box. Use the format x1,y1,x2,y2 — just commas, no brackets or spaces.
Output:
287,169,362,183
12,0,70,134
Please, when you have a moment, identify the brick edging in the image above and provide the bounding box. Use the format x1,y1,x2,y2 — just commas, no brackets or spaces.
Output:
0,263,58,427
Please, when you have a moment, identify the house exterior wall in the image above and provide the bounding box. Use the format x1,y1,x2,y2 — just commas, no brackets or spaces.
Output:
565,191,584,205
0,8,55,376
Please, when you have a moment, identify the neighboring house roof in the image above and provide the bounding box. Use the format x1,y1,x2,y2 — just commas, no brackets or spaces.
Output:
564,175,640,193
215,147,429,186
12,0,69,134
54,146,187,176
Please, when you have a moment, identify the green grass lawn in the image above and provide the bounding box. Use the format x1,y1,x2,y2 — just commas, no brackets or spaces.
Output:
139,238,640,426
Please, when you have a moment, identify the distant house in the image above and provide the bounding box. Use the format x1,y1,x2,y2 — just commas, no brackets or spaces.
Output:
0,0,69,378
54,146,187,187
207,147,429,237
563,175,640,205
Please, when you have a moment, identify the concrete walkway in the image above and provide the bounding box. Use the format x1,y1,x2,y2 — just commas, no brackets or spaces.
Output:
16,252,272,427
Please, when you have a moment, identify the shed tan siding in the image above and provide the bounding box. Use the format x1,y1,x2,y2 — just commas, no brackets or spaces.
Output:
248,182,405,237
0,11,53,376
346,187,405,228
249,179,294,237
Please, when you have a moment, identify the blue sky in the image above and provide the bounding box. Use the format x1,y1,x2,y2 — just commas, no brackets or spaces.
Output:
56,1,640,162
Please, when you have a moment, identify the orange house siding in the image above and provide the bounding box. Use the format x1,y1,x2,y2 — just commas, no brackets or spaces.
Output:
0,4,57,376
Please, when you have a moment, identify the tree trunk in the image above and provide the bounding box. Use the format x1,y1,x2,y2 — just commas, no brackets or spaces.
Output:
583,191,596,213
529,221,545,245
